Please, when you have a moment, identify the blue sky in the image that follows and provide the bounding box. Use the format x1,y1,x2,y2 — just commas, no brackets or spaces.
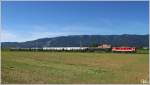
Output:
1,1,149,42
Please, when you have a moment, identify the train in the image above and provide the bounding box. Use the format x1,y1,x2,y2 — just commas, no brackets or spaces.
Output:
10,46,136,53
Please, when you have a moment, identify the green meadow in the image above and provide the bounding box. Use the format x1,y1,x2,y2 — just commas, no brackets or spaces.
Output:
1,51,149,84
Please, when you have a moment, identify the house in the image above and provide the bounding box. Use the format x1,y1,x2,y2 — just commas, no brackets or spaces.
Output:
98,44,111,49
143,46,149,50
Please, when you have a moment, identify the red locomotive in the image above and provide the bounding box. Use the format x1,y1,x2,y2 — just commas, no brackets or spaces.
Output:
112,47,136,52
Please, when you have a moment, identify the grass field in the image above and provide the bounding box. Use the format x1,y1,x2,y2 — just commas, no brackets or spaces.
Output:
1,51,149,84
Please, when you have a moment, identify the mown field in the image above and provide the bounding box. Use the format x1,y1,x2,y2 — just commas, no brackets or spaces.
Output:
1,51,149,84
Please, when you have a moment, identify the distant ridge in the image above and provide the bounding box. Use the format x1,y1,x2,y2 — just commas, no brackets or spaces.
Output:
1,34,149,48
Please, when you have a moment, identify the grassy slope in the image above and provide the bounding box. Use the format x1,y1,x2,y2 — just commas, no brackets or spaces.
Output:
1,51,149,84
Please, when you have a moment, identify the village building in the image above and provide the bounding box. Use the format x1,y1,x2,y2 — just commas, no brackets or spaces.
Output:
98,44,111,49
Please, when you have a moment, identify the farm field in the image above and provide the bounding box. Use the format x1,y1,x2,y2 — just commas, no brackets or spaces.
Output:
1,51,149,84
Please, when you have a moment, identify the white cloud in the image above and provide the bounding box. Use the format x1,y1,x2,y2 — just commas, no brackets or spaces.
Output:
1,29,76,42
3,23,129,42
1,30,17,42
1,23,114,42
30,31,65,38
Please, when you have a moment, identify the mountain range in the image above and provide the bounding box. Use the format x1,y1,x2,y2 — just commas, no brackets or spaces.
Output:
1,34,149,48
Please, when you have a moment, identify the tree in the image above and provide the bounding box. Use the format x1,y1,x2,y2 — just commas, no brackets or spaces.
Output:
89,43,98,47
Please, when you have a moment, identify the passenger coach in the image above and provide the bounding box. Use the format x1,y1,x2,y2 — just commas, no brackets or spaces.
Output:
112,47,136,52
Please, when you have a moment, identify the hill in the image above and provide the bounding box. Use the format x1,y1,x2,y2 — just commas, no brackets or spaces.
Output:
1,34,149,48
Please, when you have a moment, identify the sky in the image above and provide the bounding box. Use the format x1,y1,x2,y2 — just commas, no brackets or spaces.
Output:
1,1,149,42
